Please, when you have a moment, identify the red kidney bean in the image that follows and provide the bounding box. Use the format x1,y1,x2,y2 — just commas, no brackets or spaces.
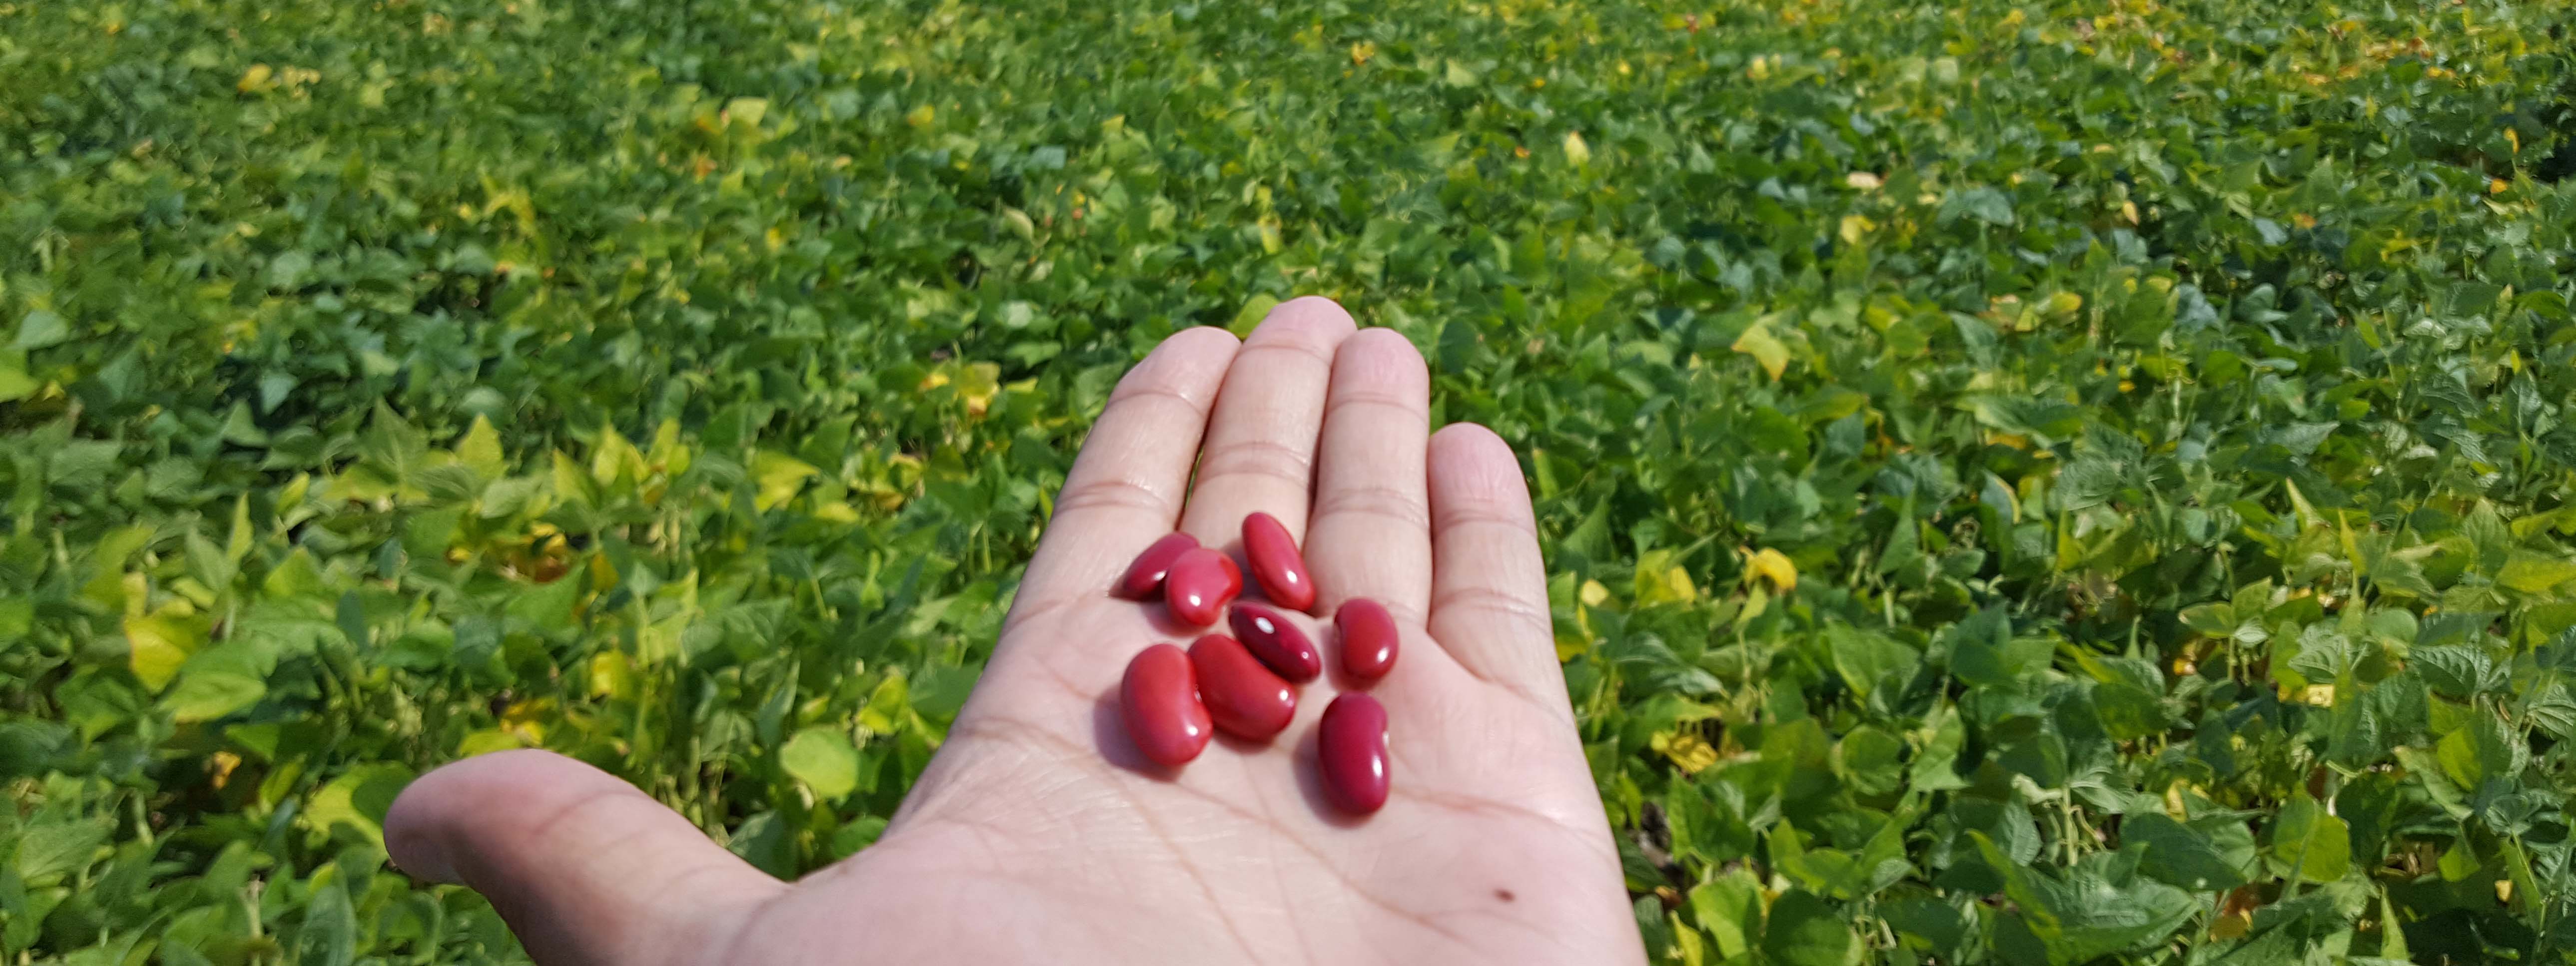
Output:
1187,634,1297,740
1163,547,1240,626
1241,512,1317,611
1228,602,1321,682
1335,597,1400,681
1119,644,1211,767
1318,693,1390,814
1114,532,1199,599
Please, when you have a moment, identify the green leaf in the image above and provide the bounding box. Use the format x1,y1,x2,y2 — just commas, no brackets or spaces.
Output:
2376,886,2410,959
1949,186,2016,226
1909,704,1970,792
2498,552,2576,594
359,403,429,487
2435,710,2518,792
161,669,267,723
293,872,358,966
12,816,109,883
0,349,34,401
780,727,861,801
1759,889,1856,966
2126,812,2249,891
1825,626,1916,699
2412,646,2501,698
507,574,582,632
0,597,32,643
13,309,68,350
2179,603,2236,635
1973,831,2198,962
2268,792,2351,883
725,810,794,878
1685,867,1761,959
1944,609,2049,687
1832,725,1906,796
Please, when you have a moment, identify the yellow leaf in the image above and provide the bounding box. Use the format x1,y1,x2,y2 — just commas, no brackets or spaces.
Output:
724,96,769,130
905,103,936,127
814,500,861,523
2301,684,2336,707
226,493,255,563
857,670,909,735
1562,130,1591,166
1745,547,1797,592
1230,294,1283,337
126,612,206,692
588,651,637,701
456,415,506,478
1845,171,1883,190
1735,585,1769,629
2120,200,2139,224
1731,320,1790,380
751,451,820,511
646,418,690,477
1651,731,1719,774
2210,908,2252,941
457,729,525,757
1578,578,1611,607
1634,549,1698,605
1349,40,1377,65
589,423,643,488
237,64,274,93
1838,214,1876,245
959,361,1002,416
2047,291,2084,316
500,698,554,743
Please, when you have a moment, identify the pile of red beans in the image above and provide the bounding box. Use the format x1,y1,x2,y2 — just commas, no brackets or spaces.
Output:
1113,512,1399,816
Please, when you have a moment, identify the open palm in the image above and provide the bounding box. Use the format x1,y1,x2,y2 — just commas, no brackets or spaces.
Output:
386,298,1645,966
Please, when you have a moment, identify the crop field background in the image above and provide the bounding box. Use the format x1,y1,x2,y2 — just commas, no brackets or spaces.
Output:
4,0,2576,962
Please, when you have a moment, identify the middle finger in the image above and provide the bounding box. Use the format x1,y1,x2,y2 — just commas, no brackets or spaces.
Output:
1176,297,1357,546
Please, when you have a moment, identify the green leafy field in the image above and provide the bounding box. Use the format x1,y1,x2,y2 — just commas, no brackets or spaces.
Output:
5,0,2576,962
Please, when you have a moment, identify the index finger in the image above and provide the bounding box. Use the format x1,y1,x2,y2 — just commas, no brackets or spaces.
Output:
1006,326,1240,630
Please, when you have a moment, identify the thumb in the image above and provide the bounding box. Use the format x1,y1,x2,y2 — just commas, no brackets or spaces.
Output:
386,750,785,966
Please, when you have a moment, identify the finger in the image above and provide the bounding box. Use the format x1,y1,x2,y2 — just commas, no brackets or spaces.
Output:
1176,297,1357,544
1010,326,1240,616
386,750,784,966
1425,424,1568,714
1304,328,1434,619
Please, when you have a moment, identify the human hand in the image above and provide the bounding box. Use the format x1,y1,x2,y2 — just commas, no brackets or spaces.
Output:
385,298,1646,965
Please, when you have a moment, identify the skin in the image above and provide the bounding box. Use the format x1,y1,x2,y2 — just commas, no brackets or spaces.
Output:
384,297,1649,966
